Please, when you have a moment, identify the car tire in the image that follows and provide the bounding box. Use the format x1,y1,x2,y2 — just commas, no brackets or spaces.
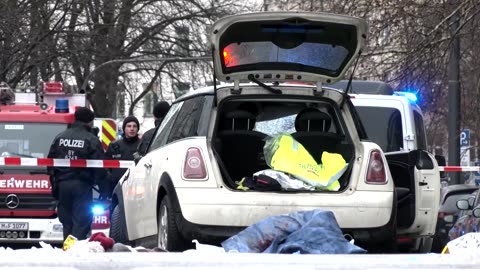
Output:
158,196,186,251
110,204,130,245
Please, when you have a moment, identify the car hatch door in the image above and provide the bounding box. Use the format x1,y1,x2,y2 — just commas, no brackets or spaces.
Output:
210,12,367,88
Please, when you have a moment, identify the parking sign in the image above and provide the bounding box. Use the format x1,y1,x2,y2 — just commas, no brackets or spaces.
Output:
460,129,470,147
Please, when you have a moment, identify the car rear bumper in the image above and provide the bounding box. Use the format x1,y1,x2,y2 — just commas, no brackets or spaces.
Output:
177,188,394,228
173,188,395,245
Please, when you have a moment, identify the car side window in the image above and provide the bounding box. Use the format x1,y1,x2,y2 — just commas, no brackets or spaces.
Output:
413,111,427,150
148,102,183,151
166,96,205,144
386,110,403,152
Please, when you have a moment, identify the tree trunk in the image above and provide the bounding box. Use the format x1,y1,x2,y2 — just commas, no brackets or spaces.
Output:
91,65,120,117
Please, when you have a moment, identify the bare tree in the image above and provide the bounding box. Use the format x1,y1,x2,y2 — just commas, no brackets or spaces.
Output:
268,0,480,151
0,0,68,87
58,0,246,117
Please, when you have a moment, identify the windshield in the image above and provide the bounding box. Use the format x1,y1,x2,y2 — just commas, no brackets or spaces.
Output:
354,106,403,152
0,123,67,158
253,103,340,136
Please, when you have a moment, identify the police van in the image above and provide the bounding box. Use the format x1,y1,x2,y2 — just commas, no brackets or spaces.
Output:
327,80,441,252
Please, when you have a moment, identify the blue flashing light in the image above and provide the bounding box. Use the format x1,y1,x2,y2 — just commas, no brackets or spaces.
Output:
395,91,418,103
92,204,105,215
55,99,69,113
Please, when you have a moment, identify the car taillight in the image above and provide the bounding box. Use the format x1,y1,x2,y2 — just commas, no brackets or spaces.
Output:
182,147,207,180
366,150,387,184
397,237,413,244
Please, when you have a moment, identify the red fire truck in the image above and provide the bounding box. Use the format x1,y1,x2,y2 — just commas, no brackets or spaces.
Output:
0,82,116,243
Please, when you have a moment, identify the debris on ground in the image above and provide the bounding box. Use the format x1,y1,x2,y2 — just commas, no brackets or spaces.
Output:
221,209,366,254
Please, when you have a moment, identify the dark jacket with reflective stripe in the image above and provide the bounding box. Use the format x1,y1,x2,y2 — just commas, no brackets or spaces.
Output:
105,136,140,186
47,121,108,188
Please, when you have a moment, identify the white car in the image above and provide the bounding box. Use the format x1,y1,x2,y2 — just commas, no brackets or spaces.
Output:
110,12,440,252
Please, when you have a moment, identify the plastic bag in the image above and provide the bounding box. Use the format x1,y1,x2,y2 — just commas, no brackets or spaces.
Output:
253,169,314,190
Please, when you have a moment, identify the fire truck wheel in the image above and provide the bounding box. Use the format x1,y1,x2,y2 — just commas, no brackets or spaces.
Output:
158,196,187,251
110,205,130,245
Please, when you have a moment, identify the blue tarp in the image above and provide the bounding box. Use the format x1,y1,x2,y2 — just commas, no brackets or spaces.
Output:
221,209,366,254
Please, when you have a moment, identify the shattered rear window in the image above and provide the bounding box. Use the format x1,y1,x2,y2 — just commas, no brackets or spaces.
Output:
223,42,348,71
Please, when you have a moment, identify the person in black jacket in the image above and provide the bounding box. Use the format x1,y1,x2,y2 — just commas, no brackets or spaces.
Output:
47,107,109,240
137,101,170,155
105,116,141,190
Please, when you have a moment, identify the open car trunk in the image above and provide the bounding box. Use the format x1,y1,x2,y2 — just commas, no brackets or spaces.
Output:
212,94,355,192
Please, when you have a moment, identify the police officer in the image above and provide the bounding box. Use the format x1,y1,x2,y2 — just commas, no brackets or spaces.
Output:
47,107,109,240
137,101,170,155
105,116,141,189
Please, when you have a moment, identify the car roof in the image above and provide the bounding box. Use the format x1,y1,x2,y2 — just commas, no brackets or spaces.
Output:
443,184,478,192
174,82,345,103
327,80,394,95
174,85,214,103
441,184,479,203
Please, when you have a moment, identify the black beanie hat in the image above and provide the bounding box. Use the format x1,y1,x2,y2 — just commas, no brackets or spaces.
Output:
153,101,171,119
122,116,140,132
74,107,95,123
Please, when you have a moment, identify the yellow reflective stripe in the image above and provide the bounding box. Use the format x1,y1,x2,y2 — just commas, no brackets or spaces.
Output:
102,120,116,137
102,133,112,145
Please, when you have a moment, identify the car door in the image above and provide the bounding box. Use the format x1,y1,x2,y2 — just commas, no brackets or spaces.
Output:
407,110,440,237
124,102,182,239
409,150,441,237
141,96,207,237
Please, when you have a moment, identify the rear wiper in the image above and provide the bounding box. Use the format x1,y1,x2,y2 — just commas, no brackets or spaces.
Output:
247,74,282,94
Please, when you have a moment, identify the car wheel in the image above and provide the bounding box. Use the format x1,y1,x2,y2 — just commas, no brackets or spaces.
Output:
109,204,130,245
158,196,185,251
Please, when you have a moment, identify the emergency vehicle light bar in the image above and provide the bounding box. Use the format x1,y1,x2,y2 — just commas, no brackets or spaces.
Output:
43,82,64,93
394,91,418,103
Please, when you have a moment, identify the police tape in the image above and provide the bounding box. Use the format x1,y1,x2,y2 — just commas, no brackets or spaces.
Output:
0,157,135,168
439,166,480,172
1,159,475,171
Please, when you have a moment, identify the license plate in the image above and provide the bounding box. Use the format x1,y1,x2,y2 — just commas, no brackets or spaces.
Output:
0,222,28,231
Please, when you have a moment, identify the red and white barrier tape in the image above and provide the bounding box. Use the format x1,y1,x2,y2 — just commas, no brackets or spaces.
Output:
439,166,480,172
0,158,478,172
0,157,135,168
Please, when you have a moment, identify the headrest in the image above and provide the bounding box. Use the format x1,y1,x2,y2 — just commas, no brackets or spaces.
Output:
221,110,257,131
295,108,332,132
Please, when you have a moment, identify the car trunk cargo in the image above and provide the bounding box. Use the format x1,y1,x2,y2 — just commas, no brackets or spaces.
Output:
212,97,355,192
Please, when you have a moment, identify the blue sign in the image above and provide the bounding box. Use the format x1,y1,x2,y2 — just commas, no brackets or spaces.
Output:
460,129,470,147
